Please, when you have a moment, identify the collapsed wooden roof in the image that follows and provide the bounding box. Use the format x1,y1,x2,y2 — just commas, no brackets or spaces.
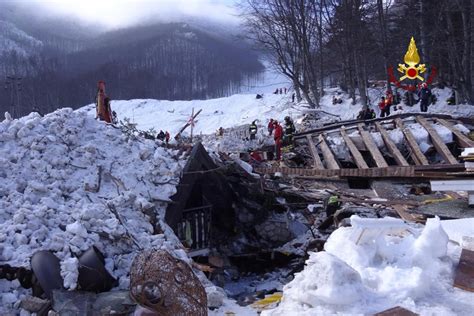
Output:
256,113,474,179
165,142,235,231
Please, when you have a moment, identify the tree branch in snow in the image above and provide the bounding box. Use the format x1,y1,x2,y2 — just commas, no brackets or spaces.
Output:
107,203,142,250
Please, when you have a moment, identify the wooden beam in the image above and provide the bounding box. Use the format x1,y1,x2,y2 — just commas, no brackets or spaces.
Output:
254,163,465,179
416,116,458,164
392,205,426,223
375,306,419,316
454,249,474,292
306,135,325,169
357,124,388,168
340,127,369,169
436,118,474,148
395,118,429,165
375,122,410,166
318,134,340,170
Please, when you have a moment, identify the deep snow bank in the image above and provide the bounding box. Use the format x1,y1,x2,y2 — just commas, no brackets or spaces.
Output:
0,109,190,312
81,93,297,137
263,216,474,316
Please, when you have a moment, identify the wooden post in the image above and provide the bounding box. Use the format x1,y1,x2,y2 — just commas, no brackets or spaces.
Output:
357,124,388,168
416,116,458,164
375,122,409,166
306,135,325,169
436,118,474,148
318,134,340,169
175,109,202,140
340,127,369,169
395,118,429,165
190,108,194,143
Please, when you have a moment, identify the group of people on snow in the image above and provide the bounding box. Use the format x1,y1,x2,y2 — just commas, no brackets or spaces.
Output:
156,130,171,144
355,83,434,121
248,116,296,161
274,87,289,95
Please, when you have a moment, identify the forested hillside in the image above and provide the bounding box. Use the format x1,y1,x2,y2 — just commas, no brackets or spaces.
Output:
242,0,474,108
0,3,264,118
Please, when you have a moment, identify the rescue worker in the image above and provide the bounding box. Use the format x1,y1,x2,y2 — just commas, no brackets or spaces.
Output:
249,120,258,140
385,90,394,107
284,116,296,146
157,130,165,140
273,121,283,160
268,119,275,136
418,83,432,112
96,81,113,123
325,195,341,217
370,109,376,119
357,107,372,120
378,96,390,117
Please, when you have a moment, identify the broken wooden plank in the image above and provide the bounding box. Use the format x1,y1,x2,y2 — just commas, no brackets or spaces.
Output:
375,306,419,316
392,205,426,223
416,116,458,164
306,135,325,169
454,248,474,292
254,163,463,179
340,127,369,169
436,118,474,148
357,124,388,168
318,134,340,170
395,118,429,165
375,122,410,166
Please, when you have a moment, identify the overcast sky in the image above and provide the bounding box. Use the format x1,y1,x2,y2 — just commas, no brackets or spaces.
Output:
11,0,240,28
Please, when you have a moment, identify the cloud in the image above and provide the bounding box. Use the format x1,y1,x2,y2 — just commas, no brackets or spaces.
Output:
14,0,239,28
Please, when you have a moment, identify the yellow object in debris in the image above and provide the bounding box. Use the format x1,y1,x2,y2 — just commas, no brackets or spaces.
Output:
468,131,474,141
423,194,454,205
251,292,283,311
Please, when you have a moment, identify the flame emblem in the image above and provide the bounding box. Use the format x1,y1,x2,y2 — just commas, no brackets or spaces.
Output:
397,37,426,81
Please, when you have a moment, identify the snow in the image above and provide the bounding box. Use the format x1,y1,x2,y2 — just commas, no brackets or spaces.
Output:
0,109,190,313
263,216,474,316
441,218,474,245
81,93,297,139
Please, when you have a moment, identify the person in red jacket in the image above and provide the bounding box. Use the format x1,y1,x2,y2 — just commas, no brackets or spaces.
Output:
267,119,275,136
378,96,390,117
165,131,170,145
273,121,283,160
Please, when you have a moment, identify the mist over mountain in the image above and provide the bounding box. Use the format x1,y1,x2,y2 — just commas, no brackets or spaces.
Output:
0,2,263,118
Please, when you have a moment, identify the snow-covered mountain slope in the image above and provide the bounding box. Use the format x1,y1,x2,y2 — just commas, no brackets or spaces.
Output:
0,109,194,313
0,20,43,56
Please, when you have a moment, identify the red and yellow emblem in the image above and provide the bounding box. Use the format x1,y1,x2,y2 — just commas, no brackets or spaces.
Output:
397,37,426,81
388,37,436,91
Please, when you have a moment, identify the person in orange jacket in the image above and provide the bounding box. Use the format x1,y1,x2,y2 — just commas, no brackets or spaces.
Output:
273,121,283,160
96,81,113,123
